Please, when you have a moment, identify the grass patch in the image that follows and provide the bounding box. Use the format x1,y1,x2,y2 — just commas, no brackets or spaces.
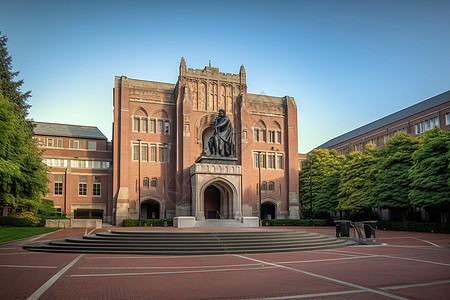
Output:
0,227,60,243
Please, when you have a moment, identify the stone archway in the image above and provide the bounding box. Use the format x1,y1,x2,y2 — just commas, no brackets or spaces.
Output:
204,185,220,219
140,195,163,220
261,202,276,220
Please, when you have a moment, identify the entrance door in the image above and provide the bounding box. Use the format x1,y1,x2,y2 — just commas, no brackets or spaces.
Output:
204,185,220,219
141,201,160,219
261,202,276,220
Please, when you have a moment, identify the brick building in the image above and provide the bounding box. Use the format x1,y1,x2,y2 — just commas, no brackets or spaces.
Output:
316,90,450,153
113,59,299,225
33,122,113,222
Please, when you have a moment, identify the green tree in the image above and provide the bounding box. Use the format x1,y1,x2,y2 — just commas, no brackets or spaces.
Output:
299,149,344,217
337,144,378,215
409,127,450,223
0,32,50,215
0,93,49,213
0,32,31,116
372,133,419,222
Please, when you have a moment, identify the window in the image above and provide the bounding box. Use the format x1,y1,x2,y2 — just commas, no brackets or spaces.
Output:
277,154,284,170
268,153,275,169
158,120,163,133
276,131,282,143
78,175,87,196
133,117,140,132
254,153,259,168
164,120,170,134
159,146,165,162
434,116,440,128
261,181,267,191
36,137,45,147
253,129,259,142
47,138,63,148
261,153,266,169
93,176,101,196
88,141,96,150
69,140,83,149
430,118,435,128
150,145,156,162
54,174,63,196
260,129,266,142
269,130,275,143
150,178,157,187
425,120,429,131
143,177,149,188
142,144,148,161
446,113,450,125
150,119,156,133
268,181,275,191
133,144,139,161
142,118,148,133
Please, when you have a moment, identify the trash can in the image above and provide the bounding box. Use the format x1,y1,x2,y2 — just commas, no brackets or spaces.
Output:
335,220,350,237
363,221,377,238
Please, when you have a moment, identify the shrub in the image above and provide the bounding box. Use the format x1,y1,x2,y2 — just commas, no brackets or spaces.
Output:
266,219,327,226
377,221,450,233
122,219,173,227
16,212,41,227
0,216,35,227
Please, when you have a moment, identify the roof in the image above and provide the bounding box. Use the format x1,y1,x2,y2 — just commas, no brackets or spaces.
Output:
316,90,450,149
33,122,108,140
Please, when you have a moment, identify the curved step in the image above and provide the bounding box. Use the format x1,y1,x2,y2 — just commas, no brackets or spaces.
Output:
23,229,354,255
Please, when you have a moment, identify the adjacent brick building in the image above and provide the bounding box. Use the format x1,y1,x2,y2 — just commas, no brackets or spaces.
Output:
316,90,450,153
33,122,113,223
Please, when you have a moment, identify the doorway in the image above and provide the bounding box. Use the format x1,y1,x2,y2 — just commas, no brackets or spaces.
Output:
204,185,220,219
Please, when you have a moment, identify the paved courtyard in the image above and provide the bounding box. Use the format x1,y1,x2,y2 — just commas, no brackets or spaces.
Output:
1,226,449,299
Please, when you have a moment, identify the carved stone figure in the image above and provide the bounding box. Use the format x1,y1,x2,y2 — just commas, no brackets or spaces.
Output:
208,109,235,157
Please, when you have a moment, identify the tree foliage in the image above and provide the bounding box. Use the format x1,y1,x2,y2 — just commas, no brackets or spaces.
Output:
409,127,450,208
0,32,50,214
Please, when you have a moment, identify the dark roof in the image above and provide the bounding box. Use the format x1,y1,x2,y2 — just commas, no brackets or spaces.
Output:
316,90,450,149
33,122,108,140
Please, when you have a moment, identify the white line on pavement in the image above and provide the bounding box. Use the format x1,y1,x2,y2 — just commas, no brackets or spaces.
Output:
0,264,57,269
251,289,365,299
27,254,84,300
380,280,450,290
234,254,409,300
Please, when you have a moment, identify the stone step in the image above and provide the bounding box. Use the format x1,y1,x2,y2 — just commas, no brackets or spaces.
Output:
195,219,245,227
23,229,355,255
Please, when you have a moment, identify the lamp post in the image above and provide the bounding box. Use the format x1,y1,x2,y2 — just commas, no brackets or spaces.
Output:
309,157,313,226
256,151,263,226
137,139,141,227
163,143,168,227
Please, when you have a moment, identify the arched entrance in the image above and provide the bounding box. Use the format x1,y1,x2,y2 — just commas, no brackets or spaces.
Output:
261,202,276,220
204,185,220,219
141,200,160,219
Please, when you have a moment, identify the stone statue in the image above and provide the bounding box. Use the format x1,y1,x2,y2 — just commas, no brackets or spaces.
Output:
208,109,235,157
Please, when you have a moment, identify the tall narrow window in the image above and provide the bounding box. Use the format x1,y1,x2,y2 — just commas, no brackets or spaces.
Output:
150,145,156,162
143,177,149,188
54,174,63,196
151,178,157,187
253,129,259,142
142,118,148,133
269,130,275,143
159,146,165,162
254,153,259,168
78,175,87,196
164,120,170,134
276,131,282,143
277,154,284,170
93,176,101,196
150,119,156,133
268,181,275,191
446,113,450,125
430,118,435,128
158,120,163,133
142,144,148,161
133,117,140,132
261,153,267,169
268,153,275,169
435,116,440,128
261,181,267,191
260,129,266,142
133,144,139,161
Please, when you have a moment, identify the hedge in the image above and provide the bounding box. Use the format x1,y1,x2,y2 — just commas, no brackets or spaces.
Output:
122,219,173,227
0,216,37,227
377,221,450,233
265,219,327,226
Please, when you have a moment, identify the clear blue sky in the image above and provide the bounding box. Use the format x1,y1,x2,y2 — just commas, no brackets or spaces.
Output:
2,0,449,153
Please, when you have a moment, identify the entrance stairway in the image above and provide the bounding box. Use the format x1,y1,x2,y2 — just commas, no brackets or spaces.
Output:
23,229,354,255
195,219,245,227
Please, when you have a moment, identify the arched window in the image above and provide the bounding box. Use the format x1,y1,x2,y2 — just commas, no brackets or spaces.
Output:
150,178,157,187
253,120,267,142
268,181,275,191
269,121,282,144
143,177,149,188
261,181,267,191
